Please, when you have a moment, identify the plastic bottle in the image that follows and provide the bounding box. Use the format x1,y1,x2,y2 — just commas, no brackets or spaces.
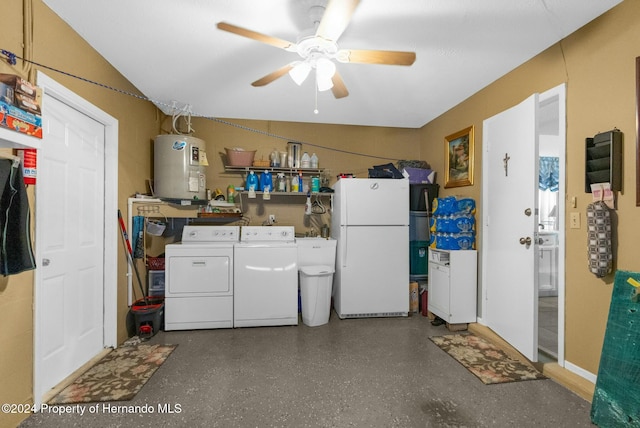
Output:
270,150,280,167
311,176,320,193
305,194,312,215
310,153,318,168
246,170,259,191
276,173,286,192
260,170,273,192
298,172,304,192
291,174,299,192
301,152,311,168
227,184,235,203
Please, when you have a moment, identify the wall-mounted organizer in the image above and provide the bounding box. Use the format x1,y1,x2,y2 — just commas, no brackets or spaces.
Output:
585,128,622,193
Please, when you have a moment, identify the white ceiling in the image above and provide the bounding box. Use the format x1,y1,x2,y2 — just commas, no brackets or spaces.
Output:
42,0,621,129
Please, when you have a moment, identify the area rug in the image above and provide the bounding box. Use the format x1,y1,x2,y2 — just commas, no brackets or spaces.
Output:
48,343,177,404
429,334,545,385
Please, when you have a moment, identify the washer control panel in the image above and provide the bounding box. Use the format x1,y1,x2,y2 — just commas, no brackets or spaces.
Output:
241,226,295,242
181,226,240,243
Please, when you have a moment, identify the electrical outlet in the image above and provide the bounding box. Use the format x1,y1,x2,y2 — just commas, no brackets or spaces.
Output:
570,212,580,229
268,214,276,224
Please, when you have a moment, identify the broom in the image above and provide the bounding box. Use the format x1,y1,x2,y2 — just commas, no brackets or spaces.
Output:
117,209,148,305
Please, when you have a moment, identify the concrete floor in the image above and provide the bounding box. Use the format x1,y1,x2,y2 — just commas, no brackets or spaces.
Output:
20,313,594,427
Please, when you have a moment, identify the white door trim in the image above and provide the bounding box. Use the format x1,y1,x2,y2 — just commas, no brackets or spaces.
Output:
33,71,118,408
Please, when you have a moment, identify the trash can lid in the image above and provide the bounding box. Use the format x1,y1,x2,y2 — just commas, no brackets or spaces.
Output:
299,265,335,276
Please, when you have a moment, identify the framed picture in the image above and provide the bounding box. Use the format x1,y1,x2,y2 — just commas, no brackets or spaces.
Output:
444,126,474,188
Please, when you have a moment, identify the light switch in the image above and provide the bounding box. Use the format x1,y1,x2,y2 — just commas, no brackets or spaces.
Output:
571,196,577,208
570,212,581,229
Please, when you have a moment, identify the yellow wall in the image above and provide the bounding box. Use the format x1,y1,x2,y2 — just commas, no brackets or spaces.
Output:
420,0,640,374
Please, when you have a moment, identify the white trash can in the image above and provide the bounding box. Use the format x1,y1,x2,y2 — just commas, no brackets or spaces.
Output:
299,265,334,327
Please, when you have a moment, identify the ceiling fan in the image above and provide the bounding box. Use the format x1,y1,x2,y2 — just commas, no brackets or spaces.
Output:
217,0,416,99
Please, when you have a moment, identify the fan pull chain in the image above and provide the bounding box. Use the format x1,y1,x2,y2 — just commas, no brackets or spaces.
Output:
314,73,319,114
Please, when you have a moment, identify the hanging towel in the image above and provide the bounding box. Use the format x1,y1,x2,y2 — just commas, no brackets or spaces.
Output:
0,159,36,276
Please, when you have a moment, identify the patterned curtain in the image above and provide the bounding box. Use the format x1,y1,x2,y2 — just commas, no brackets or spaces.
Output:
539,157,559,191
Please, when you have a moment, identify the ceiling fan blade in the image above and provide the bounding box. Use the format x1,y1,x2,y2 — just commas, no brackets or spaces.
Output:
217,22,296,51
331,71,349,99
251,64,295,87
316,0,360,42
337,49,416,66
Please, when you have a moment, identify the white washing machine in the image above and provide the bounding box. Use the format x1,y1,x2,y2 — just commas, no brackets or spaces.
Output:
234,226,298,328
164,225,239,330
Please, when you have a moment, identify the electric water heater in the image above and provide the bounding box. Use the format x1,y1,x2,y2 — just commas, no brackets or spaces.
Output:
153,134,206,200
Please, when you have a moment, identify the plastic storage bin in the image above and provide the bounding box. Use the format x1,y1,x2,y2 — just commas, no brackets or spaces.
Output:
148,270,165,296
410,211,429,241
410,183,439,212
410,241,429,275
299,265,334,327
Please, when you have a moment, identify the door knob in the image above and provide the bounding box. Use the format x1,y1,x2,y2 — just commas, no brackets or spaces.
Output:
519,237,532,245
524,208,532,216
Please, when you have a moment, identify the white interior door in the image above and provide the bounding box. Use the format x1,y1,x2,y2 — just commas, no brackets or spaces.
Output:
37,95,105,394
482,93,540,361
34,72,119,408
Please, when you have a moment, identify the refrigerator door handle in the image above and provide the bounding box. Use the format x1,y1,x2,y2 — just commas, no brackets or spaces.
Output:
341,225,348,267
342,188,347,225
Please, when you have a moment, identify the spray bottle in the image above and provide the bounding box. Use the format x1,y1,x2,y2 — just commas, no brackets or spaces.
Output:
305,192,312,215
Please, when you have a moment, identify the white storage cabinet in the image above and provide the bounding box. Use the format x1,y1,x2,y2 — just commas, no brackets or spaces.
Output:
427,248,477,324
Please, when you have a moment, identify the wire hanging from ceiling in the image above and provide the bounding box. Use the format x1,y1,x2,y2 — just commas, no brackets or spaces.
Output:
0,49,403,161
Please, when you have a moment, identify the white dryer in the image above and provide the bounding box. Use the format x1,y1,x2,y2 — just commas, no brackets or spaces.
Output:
164,225,239,330
234,226,298,328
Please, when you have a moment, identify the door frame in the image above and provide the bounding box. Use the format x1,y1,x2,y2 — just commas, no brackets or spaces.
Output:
33,72,118,408
539,83,566,366
480,83,566,365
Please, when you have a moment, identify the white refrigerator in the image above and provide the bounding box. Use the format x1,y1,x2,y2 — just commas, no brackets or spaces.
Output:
331,178,410,318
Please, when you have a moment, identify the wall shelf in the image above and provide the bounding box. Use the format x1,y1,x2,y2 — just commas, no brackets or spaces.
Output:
225,165,324,175
0,126,42,149
239,191,332,197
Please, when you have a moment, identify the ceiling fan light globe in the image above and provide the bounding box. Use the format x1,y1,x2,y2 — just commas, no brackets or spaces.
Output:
316,75,334,92
315,57,336,80
289,62,312,85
